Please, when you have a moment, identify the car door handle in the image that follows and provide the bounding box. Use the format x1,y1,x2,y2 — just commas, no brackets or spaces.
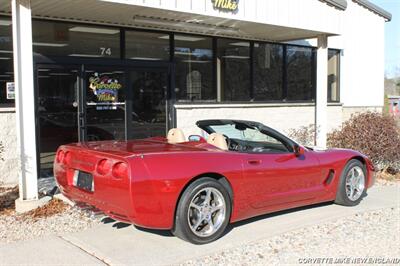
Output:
247,159,261,165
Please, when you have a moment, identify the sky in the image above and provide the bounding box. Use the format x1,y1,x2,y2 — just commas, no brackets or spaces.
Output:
370,0,400,78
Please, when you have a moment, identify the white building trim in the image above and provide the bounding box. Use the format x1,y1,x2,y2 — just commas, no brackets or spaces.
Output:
315,35,329,147
11,0,38,201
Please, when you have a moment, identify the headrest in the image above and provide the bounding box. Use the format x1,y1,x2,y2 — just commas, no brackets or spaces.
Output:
167,128,186,144
207,133,228,150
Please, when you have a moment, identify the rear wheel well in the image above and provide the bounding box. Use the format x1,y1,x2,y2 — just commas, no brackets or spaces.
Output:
173,173,233,228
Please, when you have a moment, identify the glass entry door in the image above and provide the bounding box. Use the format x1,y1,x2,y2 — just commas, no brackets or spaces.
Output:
128,69,169,139
83,67,170,140
37,63,171,177
37,66,79,177
84,68,126,141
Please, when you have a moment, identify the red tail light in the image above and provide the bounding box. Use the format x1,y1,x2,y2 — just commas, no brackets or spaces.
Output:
56,150,65,163
97,159,112,175
112,162,128,179
63,151,72,165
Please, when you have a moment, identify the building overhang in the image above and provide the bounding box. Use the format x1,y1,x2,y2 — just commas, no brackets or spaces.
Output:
0,0,391,41
320,0,392,21
320,0,348,10
0,0,343,42
352,0,392,21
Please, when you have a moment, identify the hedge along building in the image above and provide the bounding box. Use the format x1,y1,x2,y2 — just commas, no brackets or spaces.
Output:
0,0,391,209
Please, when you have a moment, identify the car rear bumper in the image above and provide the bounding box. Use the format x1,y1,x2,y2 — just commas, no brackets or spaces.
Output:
58,184,135,223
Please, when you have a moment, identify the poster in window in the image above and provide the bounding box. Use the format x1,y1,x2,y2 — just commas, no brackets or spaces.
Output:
89,72,122,110
6,82,15,100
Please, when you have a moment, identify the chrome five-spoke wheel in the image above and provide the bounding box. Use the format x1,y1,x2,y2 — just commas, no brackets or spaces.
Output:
173,177,231,244
345,166,365,201
335,159,367,206
187,187,226,237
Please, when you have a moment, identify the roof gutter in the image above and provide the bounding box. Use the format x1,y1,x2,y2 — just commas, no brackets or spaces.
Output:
320,0,347,10
352,0,392,21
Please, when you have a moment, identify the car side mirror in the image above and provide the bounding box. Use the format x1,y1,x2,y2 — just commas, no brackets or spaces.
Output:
188,135,204,142
294,144,305,157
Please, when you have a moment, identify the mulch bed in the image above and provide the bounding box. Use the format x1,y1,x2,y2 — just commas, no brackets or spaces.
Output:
23,199,68,220
0,186,68,219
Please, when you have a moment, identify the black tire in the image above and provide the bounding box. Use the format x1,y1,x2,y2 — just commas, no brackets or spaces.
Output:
335,159,367,206
172,177,231,244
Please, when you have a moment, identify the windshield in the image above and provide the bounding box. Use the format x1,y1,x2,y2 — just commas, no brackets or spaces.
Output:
200,120,291,153
209,124,281,144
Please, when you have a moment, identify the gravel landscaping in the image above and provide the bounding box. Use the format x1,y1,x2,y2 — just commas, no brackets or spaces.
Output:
181,207,400,265
0,199,101,244
0,178,398,252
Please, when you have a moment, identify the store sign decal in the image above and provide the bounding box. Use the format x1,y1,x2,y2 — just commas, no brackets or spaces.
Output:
6,82,15,100
89,73,122,102
212,0,239,12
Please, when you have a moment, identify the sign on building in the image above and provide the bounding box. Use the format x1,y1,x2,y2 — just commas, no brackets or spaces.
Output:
6,82,15,100
212,0,239,12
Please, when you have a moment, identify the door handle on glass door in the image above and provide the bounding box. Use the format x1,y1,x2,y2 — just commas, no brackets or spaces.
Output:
247,159,261,165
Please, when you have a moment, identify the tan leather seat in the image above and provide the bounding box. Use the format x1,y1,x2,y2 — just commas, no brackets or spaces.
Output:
167,128,186,144
207,133,228,150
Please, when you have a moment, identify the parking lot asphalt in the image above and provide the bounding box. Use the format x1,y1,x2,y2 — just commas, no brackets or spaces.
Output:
0,184,399,266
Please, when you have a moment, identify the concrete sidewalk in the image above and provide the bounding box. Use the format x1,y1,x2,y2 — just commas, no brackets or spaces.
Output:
1,185,399,266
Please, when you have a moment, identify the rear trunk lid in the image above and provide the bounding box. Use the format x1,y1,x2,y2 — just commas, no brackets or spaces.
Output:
67,137,210,156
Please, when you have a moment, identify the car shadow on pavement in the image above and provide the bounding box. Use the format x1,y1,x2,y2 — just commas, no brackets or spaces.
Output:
98,197,370,240
100,217,173,236
134,226,174,237
106,201,335,239
222,201,334,237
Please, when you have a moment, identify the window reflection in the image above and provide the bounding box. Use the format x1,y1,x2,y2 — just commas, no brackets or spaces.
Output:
125,31,170,61
286,46,315,101
175,35,214,102
0,17,14,106
254,43,283,101
32,21,120,58
130,70,168,139
328,49,340,102
217,39,251,101
85,70,126,140
38,68,79,177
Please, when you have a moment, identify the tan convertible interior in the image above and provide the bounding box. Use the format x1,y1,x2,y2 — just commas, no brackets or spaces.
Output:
207,133,229,150
167,128,186,144
167,128,228,150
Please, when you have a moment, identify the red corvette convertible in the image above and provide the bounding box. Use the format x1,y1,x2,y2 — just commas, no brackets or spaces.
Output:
54,119,375,244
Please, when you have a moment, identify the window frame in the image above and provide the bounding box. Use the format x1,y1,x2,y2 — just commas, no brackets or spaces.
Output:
327,48,341,103
0,16,337,107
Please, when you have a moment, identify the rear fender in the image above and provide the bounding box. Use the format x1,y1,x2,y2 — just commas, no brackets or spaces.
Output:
129,152,244,229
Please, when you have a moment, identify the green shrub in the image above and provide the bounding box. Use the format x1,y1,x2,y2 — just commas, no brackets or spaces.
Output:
327,112,400,172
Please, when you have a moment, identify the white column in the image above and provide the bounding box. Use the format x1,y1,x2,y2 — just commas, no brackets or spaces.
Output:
315,35,328,148
12,0,38,201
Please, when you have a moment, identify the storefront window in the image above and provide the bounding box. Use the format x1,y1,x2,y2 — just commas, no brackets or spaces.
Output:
286,46,315,101
253,43,283,101
175,35,214,102
32,21,120,58
0,17,14,106
328,49,340,102
217,39,251,102
125,31,170,61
